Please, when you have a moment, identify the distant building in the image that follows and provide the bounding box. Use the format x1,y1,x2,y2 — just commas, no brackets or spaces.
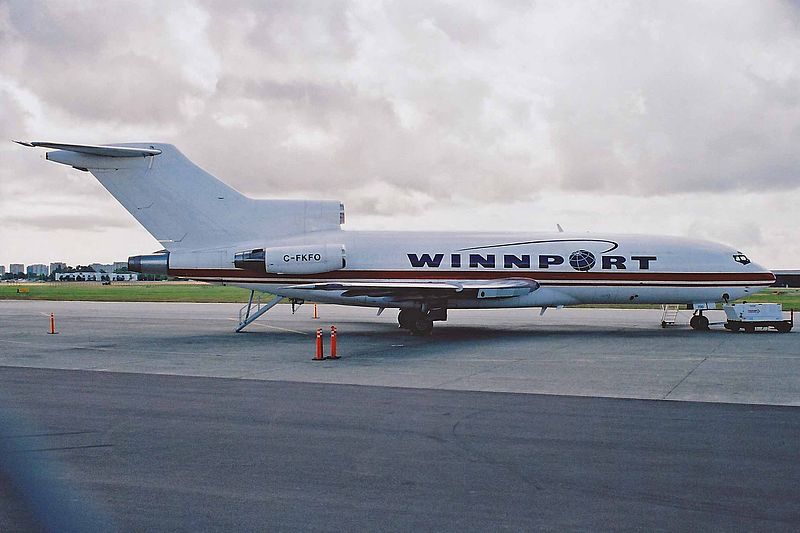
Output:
50,262,67,274
26,264,49,276
0,265,5,276
10,264,25,275
113,261,128,273
55,272,138,282
773,270,800,288
90,263,114,273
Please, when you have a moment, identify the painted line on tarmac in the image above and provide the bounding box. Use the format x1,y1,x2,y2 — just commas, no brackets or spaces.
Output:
0,338,230,358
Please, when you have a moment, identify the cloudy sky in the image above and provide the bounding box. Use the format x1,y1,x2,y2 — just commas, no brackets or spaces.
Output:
1,0,798,268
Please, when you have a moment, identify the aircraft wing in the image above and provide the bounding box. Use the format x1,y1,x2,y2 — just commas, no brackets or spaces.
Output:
283,278,539,300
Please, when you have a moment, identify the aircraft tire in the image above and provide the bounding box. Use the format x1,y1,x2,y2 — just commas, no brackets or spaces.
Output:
398,309,415,329
410,318,434,336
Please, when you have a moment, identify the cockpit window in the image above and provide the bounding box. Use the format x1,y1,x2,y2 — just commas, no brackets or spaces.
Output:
732,252,750,265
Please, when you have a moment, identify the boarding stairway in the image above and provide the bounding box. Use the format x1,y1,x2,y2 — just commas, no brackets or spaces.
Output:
660,304,681,328
236,291,281,332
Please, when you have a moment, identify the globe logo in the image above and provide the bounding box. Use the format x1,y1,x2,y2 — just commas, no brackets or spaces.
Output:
569,250,596,271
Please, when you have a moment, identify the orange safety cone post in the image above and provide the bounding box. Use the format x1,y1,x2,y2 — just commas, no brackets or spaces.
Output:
328,325,340,360
313,328,324,361
313,303,319,319
48,312,58,335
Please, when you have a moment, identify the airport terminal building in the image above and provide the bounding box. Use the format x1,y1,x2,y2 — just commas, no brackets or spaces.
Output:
773,270,800,287
55,272,138,282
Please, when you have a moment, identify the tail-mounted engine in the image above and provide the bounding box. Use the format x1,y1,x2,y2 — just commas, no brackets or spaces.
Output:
128,253,169,275
235,244,346,275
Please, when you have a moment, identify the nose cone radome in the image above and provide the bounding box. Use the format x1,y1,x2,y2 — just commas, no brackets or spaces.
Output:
729,250,775,284
760,265,777,284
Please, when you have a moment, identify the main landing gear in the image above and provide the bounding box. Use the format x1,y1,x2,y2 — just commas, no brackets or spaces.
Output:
689,311,710,331
398,307,447,335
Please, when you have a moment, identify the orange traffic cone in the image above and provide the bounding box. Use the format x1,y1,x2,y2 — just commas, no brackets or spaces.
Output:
313,328,324,361
329,325,340,360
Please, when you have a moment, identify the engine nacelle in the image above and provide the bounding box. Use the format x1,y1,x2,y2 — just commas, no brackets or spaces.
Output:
268,244,346,274
128,253,169,275
235,244,346,275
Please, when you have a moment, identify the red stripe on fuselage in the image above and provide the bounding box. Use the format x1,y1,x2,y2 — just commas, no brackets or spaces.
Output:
168,268,776,284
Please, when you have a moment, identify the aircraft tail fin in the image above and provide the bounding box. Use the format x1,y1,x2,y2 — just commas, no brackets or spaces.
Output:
18,142,343,251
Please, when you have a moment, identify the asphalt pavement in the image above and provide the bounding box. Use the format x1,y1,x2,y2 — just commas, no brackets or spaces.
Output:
0,301,798,405
1,367,799,531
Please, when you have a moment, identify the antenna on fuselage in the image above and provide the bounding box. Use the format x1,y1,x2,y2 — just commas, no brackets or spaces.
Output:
556,224,564,233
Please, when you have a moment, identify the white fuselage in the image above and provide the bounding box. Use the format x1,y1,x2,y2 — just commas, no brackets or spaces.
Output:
23,142,774,313
166,230,775,309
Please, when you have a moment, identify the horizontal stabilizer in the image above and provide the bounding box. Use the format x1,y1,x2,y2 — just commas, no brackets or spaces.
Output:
13,141,161,157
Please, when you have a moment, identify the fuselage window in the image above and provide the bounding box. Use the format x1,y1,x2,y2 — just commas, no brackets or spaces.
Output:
732,253,750,265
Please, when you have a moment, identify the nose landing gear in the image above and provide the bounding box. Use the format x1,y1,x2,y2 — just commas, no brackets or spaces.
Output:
689,311,710,331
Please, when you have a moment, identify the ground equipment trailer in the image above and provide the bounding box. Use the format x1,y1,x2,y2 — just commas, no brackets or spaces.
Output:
723,303,793,333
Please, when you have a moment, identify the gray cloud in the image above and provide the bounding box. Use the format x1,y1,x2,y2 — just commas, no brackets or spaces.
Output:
1,0,800,266
1,213,133,231
1,1,213,124
4,0,800,208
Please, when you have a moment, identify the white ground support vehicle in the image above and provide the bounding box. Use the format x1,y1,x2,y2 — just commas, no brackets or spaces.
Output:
723,303,794,333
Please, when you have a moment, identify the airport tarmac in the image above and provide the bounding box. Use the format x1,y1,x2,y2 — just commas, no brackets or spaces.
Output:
2,367,799,531
0,300,798,405
1,301,799,530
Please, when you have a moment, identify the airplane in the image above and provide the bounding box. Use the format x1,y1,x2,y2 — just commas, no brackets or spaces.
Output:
16,141,776,334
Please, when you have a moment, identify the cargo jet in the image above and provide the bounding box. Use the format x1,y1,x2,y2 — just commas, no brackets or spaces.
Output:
17,141,776,334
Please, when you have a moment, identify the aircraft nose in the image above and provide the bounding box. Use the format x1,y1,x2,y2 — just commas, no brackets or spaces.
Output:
746,258,775,283
748,257,772,273
727,249,775,283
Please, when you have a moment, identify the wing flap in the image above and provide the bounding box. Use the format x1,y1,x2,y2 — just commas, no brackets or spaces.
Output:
284,278,539,300
458,279,539,299
287,281,463,298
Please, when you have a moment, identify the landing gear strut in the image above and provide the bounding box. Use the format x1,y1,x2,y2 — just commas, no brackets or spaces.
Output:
689,311,710,331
